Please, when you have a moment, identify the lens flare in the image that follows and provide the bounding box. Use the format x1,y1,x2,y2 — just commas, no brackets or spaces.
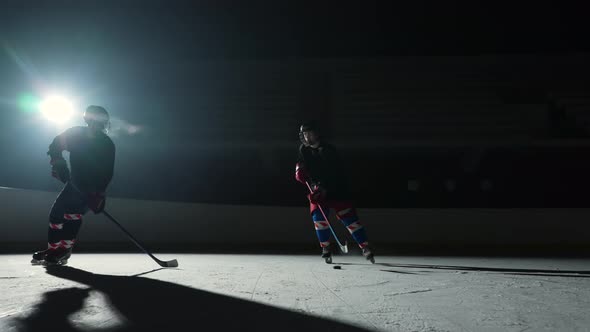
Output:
39,96,74,123
17,93,40,113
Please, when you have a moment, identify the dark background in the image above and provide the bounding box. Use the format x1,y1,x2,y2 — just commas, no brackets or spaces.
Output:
1,1,589,208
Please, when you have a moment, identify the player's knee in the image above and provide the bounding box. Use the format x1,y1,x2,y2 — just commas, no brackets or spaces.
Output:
63,213,83,221
48,222,64,230
50,213,83,224
336,207,357,220
314,220,330,231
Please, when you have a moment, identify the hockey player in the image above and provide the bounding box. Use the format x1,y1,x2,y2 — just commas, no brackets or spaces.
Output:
31,105,115,265
294,121,374,263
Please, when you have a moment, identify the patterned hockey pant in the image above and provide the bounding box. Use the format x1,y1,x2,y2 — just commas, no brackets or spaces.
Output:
309,200,369,249
47,182,89,252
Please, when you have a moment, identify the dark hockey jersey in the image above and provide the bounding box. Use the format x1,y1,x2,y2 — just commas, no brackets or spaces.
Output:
297,142,351,200
48,126,115,193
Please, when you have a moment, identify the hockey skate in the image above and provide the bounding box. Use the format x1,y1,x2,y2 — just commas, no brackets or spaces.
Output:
362,246,375,264
321,245,332,264
43,247,72,266
31,249,49,265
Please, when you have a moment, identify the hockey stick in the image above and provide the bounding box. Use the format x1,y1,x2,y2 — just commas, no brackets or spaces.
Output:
102,210,179,268
305,182,348,254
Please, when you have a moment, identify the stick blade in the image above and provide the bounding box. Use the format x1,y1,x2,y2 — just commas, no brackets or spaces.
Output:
159,259,179,268
340,241,349,254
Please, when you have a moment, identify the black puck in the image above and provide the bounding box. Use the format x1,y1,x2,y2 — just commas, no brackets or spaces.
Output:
333,265,342,269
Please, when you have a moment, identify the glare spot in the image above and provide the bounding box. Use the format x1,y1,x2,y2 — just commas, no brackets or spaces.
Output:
39,96,74,123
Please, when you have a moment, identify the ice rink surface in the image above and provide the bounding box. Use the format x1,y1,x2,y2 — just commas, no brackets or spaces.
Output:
1,253,590,331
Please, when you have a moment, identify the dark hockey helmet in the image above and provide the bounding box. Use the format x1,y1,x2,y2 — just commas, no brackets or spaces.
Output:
84,105,110,131
299,121,320,146
299,121,319,133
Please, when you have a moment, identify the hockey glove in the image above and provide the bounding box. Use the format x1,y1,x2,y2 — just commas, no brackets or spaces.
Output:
87,192,106,214
50,158,70,183
295,162,310,184
308,186,327,204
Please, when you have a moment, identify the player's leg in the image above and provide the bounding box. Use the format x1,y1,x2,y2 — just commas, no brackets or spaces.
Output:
333,202,375,262
38,183,88,265
310,202,332,261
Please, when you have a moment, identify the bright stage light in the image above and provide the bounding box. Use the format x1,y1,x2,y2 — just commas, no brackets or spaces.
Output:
39,96,74,123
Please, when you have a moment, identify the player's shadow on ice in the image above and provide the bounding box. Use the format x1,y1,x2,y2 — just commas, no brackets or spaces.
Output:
13,266,371,332
13,287,91,332
337,262,590,278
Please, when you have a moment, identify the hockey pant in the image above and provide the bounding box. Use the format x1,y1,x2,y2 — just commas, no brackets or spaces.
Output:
47,182,89,252
310,200,369,249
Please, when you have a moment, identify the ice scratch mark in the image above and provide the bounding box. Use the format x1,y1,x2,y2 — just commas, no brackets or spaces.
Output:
250,271,263,300
380,269,420,275
385,288,433,297
357,280,391,287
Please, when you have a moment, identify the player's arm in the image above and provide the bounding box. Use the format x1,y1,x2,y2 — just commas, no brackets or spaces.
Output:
295,145,310,184
47,128,75,183
47,129,71,160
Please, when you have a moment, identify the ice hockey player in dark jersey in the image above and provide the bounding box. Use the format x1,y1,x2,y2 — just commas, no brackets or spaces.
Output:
31,105,115,266
294,121,374,263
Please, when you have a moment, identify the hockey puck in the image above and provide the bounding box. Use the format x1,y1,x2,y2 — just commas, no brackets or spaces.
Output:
333,265,342,270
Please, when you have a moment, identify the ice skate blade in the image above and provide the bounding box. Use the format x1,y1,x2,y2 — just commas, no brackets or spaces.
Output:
31,259,44,265
324,256,332,264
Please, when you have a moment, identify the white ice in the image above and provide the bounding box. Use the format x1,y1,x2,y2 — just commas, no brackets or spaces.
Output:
1,254,590,331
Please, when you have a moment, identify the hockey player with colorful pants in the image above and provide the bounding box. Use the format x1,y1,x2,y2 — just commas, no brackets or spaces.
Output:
295,121,374,263
32,105,115,265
